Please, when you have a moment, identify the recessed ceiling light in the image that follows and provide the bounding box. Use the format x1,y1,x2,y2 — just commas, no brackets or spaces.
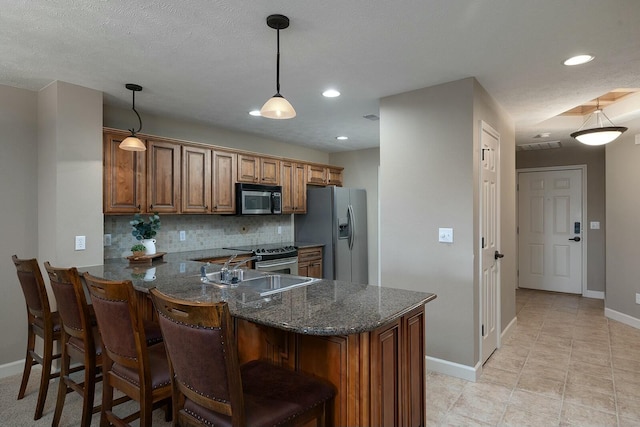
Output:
323,89,341,98
563,54,594,66
249,110,262,116
336,136,348,140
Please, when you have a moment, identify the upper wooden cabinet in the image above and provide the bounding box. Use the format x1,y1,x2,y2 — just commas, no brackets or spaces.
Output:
103,128,342,215
237,154,280,185
181,145,211,213
103,132,146,214
212,150,237,214
147,140,181,214
281,161,307,214
307,164,343,187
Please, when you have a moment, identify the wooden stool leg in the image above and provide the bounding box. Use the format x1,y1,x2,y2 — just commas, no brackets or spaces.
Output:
17,326,35,400
100,362,114,427
81,362,97,427
52,340,70,427
34,332,54,419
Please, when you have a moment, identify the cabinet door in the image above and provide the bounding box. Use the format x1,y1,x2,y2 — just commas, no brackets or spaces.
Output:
293,163,307,213
327,167,343,187
147,140,181,213
402,308,425,427
281,161,295,214
260,157,280,185
370,318,402,427
237,154,259,183
103,133,146,213
212,150,237,213
182,145,211,213
308,261,323,278
307,164,327,185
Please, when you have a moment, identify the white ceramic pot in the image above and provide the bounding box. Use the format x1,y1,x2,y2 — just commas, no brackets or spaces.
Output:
141,238,156,255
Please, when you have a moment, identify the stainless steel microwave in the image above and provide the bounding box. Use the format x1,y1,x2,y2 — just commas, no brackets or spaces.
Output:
236,183,282,215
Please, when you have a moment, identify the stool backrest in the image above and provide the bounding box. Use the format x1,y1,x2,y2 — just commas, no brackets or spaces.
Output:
12,255,51,321
150,288,245,425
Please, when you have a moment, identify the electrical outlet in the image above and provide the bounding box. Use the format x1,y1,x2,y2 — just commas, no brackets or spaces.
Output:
103,234,112,246
278,226,282,235
180,262,186,273
75,235,86,251
438,228,453,243
179,230,186,241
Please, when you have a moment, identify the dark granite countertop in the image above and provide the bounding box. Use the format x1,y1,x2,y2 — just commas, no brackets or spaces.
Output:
81,251,435,336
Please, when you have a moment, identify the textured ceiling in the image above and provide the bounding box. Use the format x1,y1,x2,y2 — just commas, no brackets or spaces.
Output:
2,0,640,152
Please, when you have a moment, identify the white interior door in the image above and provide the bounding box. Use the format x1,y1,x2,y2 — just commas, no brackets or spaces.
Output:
480,122,500,364
518,169,583,294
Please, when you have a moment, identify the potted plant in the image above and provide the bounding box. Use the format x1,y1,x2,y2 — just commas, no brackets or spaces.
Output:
130,213,161,254
131,244,146,258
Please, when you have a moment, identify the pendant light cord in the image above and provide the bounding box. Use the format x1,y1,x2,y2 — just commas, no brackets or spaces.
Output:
129,89,142,135
275,27,281,95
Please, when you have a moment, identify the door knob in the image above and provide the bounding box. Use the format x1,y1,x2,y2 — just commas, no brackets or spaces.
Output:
569,237,581,242
494,251,505,260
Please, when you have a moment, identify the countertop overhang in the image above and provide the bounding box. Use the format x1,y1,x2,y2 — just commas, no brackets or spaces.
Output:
83,249,436,336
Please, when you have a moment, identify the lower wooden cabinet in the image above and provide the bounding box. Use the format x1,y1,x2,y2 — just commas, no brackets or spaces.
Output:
236,305,425,427
297,246,323,278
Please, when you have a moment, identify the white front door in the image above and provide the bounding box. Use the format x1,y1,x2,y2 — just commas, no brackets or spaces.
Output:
518,169,583,294
480,122,500,364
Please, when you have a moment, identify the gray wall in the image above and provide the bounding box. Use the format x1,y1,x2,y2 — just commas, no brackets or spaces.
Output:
605,126,640,319
516,145,606,293
0,85,38,366
329,148,380,284
379,78,516,371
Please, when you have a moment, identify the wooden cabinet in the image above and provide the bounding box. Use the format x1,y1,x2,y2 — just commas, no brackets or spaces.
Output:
307,164,344,187
238,154,280,185
181,145,211,213
147,140,181,213
103,132,146,213
212,150,237,214
298,246,323,278
281,161,307,214
236,305,426,427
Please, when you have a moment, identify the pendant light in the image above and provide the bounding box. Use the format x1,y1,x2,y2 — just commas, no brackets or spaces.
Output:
570,98,627,146
260,14,296,119
119,83,146,151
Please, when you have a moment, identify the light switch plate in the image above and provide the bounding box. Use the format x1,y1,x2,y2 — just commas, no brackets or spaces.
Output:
103,234,112,246
179,230,186,241
439,228,454,243
590,221,600,230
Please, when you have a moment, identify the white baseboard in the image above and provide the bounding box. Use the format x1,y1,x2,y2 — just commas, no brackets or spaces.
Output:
501,316,517,343
427,356,481,382
605,307,640,330
584,290,605,300
0,360,24,380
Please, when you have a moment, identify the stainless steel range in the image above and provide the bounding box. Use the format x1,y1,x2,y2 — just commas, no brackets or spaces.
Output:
223,243,298,275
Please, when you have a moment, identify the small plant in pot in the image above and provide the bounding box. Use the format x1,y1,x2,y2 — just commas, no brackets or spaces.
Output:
131,244,146,258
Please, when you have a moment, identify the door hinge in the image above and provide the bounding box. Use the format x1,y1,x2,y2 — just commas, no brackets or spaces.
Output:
482,324,485,336
482,237,485,248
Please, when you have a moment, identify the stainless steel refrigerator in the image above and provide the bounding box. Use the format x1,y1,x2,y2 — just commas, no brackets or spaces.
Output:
295,186,368,283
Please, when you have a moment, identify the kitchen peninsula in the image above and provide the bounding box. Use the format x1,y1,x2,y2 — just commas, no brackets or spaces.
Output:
83,251,436,427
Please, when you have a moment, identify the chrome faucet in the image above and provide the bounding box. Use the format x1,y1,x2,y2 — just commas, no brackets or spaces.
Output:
231,255,262,272
200,262,212,282
219,254,238,282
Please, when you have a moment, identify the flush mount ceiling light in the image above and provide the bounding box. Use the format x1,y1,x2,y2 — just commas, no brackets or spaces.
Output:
119,84,146,151
323,89,341,98
570,98,627,145
336,136,348,140
563,54,594,66
260,14,296,119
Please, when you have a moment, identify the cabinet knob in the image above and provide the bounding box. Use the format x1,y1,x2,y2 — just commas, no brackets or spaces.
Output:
149,204,153,210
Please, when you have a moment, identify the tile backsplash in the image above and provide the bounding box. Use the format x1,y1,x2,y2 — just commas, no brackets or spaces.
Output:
104,214,293,259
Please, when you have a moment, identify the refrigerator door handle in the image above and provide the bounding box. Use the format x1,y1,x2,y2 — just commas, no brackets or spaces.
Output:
348,204,355,250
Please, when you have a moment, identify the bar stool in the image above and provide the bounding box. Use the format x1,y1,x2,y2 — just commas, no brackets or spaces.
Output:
12,255,63,420
82,272,171,427
150,287,336,427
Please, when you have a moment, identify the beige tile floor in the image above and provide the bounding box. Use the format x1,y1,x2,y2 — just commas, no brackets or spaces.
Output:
427,288,640,427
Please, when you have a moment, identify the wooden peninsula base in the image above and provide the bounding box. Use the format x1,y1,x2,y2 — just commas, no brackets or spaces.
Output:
236,305,425,427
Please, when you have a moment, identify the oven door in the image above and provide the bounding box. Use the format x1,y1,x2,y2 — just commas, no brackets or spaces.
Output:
254,256,298,275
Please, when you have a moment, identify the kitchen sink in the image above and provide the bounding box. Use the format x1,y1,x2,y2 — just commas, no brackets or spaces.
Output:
201,270,318,296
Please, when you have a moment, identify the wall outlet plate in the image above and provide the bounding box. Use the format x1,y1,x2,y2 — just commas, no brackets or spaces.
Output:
179,230,186,241
438,228,453,243
103,233,112,246
75,235,86,251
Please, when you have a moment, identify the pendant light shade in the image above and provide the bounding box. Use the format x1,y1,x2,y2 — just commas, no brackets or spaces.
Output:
570,99,627,146
260,14,296,119
119,83,146,151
